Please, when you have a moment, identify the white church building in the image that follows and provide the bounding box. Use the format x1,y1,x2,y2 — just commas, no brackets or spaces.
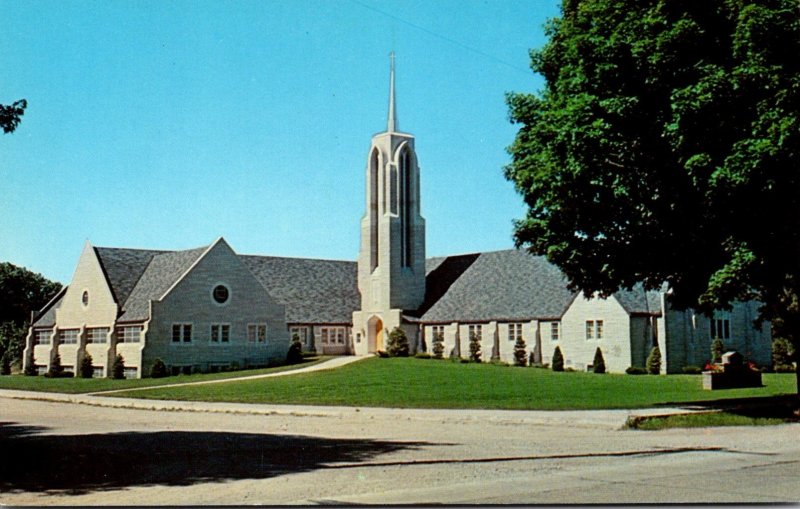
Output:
24,58,772,378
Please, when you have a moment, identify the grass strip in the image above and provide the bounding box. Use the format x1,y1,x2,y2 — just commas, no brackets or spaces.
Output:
626,412,791,430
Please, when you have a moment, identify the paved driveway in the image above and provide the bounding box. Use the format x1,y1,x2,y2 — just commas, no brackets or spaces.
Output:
1,394,798,505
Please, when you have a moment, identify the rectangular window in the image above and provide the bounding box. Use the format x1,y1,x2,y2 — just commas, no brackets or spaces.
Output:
468,324,482,341
92,366,104,378
431,325,445,338
59,329,79,345
550,322,560,341
86,327,109,344
585,321,594,340
258,325,266,343
320,327,346,345
508,323,523,342
122,367,138,379
117,326,143,343
321,328,329,345
211,324,230,343
34,329,53,345
36,365,48,375
711,318,731,340
171,324,191,343
596,320,603,340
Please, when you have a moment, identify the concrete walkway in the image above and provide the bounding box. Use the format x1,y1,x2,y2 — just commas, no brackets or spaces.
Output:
86,355,367,395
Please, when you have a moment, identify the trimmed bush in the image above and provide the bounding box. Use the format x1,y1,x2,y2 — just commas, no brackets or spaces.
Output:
0,353,10,376
80,352,94,379
24,360,37,376
468,331,482,363
112,354,125,380
551,346,564,372
286,333,303,364
593,347,606,374
150,358,168,378
513,337,527,367
431,331,444,359
710,338,725,364
414,352,431,359
459,357,470,364
387,327,409,357
772,337,794,371
646,346,662,375
46,353,64,378
626,366,647,375
682,365,702,374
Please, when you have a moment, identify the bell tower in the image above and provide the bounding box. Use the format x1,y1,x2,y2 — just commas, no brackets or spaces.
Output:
352,53,426,355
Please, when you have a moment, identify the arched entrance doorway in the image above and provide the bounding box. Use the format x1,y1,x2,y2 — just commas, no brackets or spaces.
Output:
367,316,384,353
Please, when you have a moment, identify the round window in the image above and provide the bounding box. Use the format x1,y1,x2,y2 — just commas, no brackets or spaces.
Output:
82,291,89,307
212,284,229,304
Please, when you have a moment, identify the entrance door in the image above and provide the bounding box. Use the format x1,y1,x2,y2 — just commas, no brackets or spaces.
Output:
368,316,384,353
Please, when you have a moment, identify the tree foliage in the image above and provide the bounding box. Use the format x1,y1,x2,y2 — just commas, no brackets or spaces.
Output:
47,353,64,378
150,358,168,378
506,0,800,391
1,99,27,134
0,263,63,371
112,354,126,380
772,337,795,372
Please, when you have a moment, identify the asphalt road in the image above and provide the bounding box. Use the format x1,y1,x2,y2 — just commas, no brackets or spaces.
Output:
1,395,798,505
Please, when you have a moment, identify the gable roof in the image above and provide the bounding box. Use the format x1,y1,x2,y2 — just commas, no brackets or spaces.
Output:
31,286,67,328
419,249,576,323
240,255,359,324
613,284,663,316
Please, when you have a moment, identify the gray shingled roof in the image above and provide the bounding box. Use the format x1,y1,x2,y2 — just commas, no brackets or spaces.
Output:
419,249,577,323
117,246,210,322
36,243,663,328
241,255,359,324
32,287,67,328
613,284,663,315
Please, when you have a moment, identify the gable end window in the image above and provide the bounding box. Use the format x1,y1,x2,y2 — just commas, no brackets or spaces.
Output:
171,324,192,343
212,284,230,305
585,320,603,340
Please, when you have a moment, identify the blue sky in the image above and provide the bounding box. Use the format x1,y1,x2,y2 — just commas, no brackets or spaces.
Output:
1,0,560,284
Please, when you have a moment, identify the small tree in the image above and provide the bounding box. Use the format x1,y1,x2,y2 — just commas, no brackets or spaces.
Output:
150,358,168,378
513,337,527,367
551,346,564,372
286,333,303,364
80,352,94,379
431,331,444,359
24,358,37,376
593,347,606,374
0,353,10,375
47,353,64,378
647,346,662,375
112,354,125,380
387,327,409,357
468,331,481,363
710,338,725,364
772,337,795,372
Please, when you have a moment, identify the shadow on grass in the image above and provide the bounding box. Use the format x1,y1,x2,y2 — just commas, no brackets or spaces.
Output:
0,422,429,495
659,394,800,420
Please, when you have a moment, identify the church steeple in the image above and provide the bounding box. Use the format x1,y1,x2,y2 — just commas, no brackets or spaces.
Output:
353,53,427,355
387,51,397,133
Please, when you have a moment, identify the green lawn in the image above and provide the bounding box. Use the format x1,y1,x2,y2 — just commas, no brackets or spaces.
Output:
0,357,328,394
102,357,797,410
626,412,791,430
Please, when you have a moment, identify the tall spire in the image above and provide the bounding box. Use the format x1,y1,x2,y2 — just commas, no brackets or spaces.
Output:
387,51,397,132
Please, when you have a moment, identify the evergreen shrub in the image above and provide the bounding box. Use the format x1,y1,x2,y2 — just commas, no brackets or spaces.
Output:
286,333,303,364
431,331,445,359
414,351,431,359
626,366,647,375
468,331,481,363
551,346,564,372
710,338,725,364
80,352,94,378
646,346,662,374
112,354,125,380
593,347,606,374
772,337,794,372
387,327,409,357
46,353,64,378
513,337,527,367
150,358,168,378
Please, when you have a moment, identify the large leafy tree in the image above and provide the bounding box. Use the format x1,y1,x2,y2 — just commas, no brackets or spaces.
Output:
0,263,62,370
505,0,800,392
